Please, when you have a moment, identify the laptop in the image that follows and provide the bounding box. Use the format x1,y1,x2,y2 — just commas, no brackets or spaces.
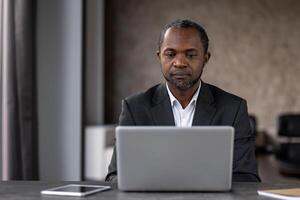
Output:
116,126,234,192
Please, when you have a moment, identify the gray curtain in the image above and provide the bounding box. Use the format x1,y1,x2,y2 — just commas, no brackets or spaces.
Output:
1,0,38,180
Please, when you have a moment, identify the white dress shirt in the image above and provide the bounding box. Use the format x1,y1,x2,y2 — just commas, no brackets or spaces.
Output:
166,82,201,127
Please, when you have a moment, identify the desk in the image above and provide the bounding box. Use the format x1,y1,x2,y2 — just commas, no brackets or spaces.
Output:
0,181,299,199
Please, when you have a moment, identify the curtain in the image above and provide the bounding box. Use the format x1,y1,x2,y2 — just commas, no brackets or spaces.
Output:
1,0,38,180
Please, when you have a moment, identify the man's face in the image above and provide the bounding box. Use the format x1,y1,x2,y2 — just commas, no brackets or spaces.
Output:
158,27,210,91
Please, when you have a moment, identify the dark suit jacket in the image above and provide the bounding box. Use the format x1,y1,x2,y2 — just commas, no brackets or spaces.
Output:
106,82,260,182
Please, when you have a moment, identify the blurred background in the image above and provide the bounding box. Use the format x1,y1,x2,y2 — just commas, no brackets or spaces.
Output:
1,0,300,182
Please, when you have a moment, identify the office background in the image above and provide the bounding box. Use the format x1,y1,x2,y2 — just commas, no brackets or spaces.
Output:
1,0,300,182
104,0,300,131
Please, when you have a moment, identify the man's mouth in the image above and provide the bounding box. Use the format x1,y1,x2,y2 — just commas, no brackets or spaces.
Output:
171,72,191,79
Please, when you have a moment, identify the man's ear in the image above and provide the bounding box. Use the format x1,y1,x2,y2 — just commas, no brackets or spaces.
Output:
156,50,160,59
204,52,211,65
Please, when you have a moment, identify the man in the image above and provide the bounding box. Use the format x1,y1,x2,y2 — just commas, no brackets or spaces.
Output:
106,19,260,182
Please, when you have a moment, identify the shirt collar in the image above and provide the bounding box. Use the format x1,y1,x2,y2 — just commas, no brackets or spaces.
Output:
166,81,201,108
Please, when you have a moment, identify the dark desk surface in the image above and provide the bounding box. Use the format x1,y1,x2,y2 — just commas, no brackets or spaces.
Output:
0,181,299,200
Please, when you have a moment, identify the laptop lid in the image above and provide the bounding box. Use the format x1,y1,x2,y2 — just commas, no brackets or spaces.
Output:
116,126,234,191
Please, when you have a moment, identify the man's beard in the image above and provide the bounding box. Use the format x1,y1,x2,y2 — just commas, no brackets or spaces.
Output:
164,73,201,91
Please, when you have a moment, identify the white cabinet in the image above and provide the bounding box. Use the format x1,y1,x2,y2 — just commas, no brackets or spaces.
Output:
84,126,115,181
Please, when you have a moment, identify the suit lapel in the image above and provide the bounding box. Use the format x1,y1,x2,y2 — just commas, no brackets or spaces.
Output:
192,82,216,126
150,84,175,126
149,82,216,126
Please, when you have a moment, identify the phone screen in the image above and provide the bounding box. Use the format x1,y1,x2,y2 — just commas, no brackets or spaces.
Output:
41,184,111,196
54,185,106,192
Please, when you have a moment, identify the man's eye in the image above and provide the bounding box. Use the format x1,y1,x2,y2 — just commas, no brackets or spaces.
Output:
186,53,197,58
164,52,175,58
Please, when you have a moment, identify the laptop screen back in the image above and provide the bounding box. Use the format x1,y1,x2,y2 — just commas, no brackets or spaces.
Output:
116,126,234,191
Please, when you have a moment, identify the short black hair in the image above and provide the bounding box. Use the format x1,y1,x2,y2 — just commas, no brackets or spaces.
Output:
158,19,209,53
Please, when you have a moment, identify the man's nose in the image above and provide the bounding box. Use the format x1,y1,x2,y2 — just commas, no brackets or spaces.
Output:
173,54,188,68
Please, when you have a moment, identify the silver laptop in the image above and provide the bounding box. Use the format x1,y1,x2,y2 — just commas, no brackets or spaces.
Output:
116,126,234,192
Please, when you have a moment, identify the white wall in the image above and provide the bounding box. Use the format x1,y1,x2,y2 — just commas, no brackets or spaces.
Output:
37,0,82,180
85,0,105,125
0,0,3,180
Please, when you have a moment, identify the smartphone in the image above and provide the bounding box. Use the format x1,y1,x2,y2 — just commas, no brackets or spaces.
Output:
41,184,111,197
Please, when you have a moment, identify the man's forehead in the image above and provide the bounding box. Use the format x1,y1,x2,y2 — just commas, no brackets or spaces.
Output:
162,27,203,49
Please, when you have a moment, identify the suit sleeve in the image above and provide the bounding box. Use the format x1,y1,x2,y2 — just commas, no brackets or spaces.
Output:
105,100,135,182
232,99,261,182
